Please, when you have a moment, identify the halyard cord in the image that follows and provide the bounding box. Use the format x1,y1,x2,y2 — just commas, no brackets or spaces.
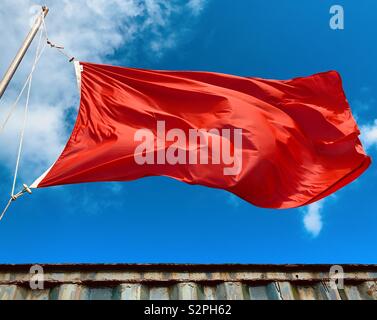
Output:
0,200,12,222
0,12,52,136
11,25,44,198
0,49,46,135
41,13,75,63
0,19,44,221
0,10,76,221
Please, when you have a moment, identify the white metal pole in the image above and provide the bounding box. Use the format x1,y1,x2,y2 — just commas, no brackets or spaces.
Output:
0,6,49,100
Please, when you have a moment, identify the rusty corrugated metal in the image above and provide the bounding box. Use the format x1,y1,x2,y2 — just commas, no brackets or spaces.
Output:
0,264,376,300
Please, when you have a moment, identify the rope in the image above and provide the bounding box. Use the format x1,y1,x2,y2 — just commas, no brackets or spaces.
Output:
0,185,32,222
0,199,12,222
0,12,46,222
11,20,44,197
0,35,47,135
2,10,76,131
41,13,75,62
0,9,77,222
1,10,74,135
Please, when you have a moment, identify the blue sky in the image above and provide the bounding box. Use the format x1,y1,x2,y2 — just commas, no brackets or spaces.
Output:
0,0,376,263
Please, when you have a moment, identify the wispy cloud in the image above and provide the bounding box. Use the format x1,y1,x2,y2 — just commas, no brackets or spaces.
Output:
352,86,377,152
0,0,207,187
187,0,206,15
303,200,324,237
360,119,377,150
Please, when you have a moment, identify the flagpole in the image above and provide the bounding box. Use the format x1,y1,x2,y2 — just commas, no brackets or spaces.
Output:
0,6,49,101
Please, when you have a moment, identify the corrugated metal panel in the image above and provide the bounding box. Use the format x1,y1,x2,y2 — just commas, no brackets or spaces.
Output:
0,264,376,300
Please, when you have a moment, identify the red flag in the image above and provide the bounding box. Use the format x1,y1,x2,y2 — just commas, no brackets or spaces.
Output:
32,62,371,209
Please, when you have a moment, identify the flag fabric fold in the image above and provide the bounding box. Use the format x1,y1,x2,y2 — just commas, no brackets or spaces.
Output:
31,62,371,209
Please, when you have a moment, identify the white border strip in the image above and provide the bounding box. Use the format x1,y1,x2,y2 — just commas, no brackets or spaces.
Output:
30,164,54,188
74,60,83,94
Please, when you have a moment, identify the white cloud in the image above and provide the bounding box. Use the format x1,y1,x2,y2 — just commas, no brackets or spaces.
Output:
360,119,377,150
0,0,206,186
303,200,324,237
187,0,205,15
